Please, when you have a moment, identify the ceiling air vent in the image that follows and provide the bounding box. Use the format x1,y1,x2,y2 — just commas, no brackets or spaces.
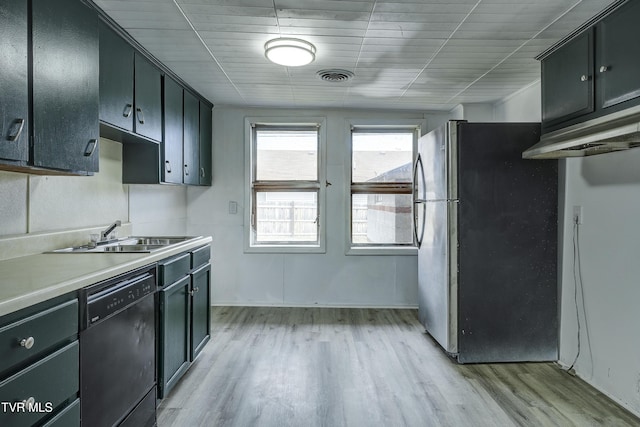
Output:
316,69,354,83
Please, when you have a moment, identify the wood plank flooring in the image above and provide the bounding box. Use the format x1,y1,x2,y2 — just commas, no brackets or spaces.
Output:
157,307,639,427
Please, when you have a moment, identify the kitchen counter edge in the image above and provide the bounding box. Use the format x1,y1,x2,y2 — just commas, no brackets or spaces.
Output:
0,236,212,317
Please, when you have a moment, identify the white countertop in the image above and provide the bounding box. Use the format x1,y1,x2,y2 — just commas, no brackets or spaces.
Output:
0,236,212,317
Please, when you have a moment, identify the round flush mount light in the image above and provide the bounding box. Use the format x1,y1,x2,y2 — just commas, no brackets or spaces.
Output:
264,37,316,67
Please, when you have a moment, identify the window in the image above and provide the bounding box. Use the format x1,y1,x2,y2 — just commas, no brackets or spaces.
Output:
245,119,326,252
350,127,417,249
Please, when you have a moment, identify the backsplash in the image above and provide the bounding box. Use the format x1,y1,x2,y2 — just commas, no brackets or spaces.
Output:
0,138,128,236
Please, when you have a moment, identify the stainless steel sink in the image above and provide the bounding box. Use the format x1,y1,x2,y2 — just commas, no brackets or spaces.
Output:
48,236,196,253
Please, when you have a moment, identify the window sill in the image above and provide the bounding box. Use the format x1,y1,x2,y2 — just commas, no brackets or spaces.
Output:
244,244,326,254
346,246,418,256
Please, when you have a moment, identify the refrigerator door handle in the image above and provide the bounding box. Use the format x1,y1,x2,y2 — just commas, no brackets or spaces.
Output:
413,154,427,247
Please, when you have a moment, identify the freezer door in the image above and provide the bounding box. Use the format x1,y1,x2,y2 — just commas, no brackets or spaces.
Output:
418,124,447,201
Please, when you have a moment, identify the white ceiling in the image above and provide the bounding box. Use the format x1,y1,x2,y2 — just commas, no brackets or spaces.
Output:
94,0,616,112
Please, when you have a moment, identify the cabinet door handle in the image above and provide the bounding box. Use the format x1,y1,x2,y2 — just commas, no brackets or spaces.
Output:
22,397,36,407
20,337,35,349
84,139,98,157
136,107,145,124
599,65,609,73
7,118,25,142
165,160,172,173
200,167,205,178
123,103,133,118
580,75,589,82
184,164,189,176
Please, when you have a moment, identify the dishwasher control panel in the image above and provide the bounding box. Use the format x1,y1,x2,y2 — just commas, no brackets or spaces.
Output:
81,265,156,327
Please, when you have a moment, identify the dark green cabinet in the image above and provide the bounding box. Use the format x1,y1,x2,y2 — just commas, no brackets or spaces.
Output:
0,0,29,164
0,295,79,427
98,21,134,133
158,275,191,399
541,29,594,127
99,22,163,144
134,54,163,142
183,91,200,185
163,77,184,184
595,0,640,109
199,102,213,186
31,0,99,174
190,264,211,360
123,83,212,186
540,1,640,133
157,245,211,399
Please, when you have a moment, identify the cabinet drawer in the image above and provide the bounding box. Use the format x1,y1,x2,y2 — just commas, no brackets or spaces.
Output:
42,398,79,427
0,341,79,427
0,299,77,376
158,253,191,287
191,245,211,270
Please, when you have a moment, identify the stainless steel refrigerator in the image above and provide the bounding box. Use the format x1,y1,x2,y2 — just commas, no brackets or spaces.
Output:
413,120,558,363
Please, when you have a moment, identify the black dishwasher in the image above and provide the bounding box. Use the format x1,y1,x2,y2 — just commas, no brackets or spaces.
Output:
79,264,157,427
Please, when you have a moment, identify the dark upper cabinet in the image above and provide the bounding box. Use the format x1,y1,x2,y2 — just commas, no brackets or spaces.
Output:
596,0,640,109
541,29,594,128
540,1,640,133
199,102,212,186
98,21,134,133
0,0,29,164
163,77,184,184
31,0,99,174
183,91,199,185
134,54,163,143
99,23,162,145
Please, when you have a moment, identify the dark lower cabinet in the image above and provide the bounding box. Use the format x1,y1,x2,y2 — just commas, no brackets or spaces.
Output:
158,275,191,399
158,245,211,399
199,102,213,186
31,0,99,174
0,295,79,427
191,264,211,360
0,0,29,164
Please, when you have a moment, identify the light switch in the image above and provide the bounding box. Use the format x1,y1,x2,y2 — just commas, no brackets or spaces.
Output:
229,201,238,215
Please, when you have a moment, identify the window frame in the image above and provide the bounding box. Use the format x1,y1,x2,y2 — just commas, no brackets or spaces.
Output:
346,121,421,256
244,117,327,253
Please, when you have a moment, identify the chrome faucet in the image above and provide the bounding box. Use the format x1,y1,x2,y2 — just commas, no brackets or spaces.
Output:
100,220,122,241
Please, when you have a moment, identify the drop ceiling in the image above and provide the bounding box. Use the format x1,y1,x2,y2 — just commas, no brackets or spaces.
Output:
93,0,617,112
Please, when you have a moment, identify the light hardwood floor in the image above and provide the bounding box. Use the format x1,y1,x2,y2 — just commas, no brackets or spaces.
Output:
157,307,639,427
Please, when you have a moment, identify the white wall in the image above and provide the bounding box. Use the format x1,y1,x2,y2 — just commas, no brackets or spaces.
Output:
187,107,442,307
493,81,542,122
129,184,187,236
493,80,640,417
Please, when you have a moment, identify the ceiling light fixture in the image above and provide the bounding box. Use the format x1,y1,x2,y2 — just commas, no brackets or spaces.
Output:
264,37,316,67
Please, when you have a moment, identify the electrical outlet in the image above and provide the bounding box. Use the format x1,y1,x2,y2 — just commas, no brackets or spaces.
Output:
573,205,584,225
229,201,238,215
